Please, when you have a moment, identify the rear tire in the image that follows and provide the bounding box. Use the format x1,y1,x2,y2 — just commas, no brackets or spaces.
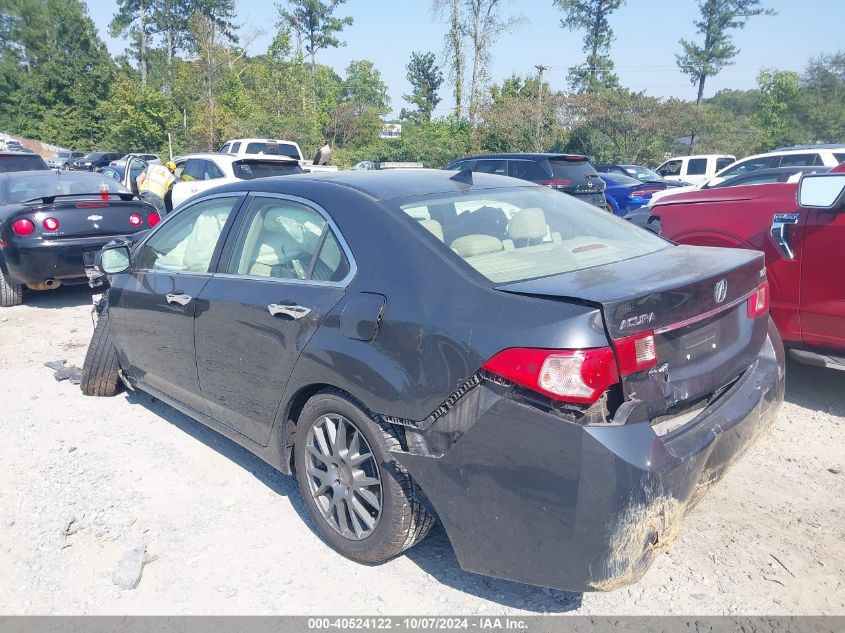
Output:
80,308,123,397
294,391,434,563
0,270,22,307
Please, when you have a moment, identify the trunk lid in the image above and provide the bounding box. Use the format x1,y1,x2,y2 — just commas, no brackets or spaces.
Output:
13,200,158,240
498,245,768,417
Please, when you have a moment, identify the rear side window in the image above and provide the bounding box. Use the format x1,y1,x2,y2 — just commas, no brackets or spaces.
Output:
778,153,819,167
475,159,507,176
548,159,595,180
446,160,473,171
226,197,350,282
686,158,708,175
509,160,548,182
220,143,231,154
232,160,304,180
397,186,667,284
835,153,845,164
719,156,777,180
205,160,225,179
0,154,49,172
181,159,206,181
716,157,735,171
232,142,241,153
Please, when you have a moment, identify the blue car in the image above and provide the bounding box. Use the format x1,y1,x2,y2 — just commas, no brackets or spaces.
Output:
600,173,667,216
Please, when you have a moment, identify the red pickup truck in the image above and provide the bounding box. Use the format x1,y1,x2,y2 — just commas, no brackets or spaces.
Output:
651,162,845,370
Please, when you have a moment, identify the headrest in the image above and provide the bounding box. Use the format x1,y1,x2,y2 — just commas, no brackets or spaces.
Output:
262,207,316,240
508,207,548,240
451,234,504,258
419,219,444,241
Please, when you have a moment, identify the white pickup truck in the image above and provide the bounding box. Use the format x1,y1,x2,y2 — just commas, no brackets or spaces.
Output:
219,138,338,173
654,154,735,186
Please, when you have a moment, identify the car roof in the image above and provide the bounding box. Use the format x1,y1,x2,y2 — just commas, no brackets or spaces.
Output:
213,168,535,201
457,153,590,161
735,148,841,161
661,154,735,161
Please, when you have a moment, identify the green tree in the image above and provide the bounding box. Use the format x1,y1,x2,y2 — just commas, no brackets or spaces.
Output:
401,51,443,123
433,0,465,118
276,0,353,112
151,0,195,91
99,74,179,152
553,0,624,93
677,0,775,105
110,0,154,84
328,59,389,147
755,68,802,150
797,51,845,143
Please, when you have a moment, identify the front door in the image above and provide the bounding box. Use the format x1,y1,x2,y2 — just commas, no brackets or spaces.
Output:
194,195,353,444
108,194,243,412
800,207,845,350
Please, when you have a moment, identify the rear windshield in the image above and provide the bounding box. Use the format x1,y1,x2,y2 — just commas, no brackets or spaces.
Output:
605,173,642,186
624,165,661,181
84,153,107,161
2,173,130,203
398,186,667,284
0,154,48,172
548,159,597,180
232,160,304,180
244,142,300,159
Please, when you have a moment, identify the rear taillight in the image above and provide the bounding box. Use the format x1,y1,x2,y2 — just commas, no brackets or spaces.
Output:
613,331,658,375
629,188,659,198
747,281,770,319
12,218,35,236
147,211,161,227
129,213,143,227
43,217,59,231
541,178,572,189
481,347,619,404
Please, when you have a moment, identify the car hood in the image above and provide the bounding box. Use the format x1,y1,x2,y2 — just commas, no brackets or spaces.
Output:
652,182,796,207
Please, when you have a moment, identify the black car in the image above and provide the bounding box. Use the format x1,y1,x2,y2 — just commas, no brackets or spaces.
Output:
445,153,606,209
596,163,692,188
0,171,159,306
68,152,124,172
82,169,784,592
623,166,833,231
0,151,49,173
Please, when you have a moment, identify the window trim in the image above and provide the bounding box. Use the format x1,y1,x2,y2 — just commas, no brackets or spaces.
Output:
213,192,357,288
130,191,248,277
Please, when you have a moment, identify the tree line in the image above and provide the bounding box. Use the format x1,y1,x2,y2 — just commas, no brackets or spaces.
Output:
0,0,842,169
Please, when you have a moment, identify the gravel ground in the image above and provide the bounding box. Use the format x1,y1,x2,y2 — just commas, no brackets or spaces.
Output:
0,285,843,615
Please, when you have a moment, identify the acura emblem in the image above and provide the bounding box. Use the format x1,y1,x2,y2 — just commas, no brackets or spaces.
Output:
714,279,728,304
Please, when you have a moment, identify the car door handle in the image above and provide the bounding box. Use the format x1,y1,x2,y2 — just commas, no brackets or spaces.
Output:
166,293,192,306
771,212,800,260
268,303,311,319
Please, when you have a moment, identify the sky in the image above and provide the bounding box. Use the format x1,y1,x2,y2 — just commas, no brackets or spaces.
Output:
85,0,843,118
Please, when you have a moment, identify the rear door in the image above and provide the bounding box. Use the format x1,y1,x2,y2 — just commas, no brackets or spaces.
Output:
171,158,224,208
799,206,845,350
193,194,353,444
108,194,243,412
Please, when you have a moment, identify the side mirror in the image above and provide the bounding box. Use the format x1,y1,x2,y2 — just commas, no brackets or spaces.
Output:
95,244,131,274
797,173,845,210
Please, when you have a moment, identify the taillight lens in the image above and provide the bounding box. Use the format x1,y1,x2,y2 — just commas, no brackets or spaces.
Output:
481,347,619,404
541,178,572,189
613,331,658,375
129,213,143,227
12,218,35,236
147,211,161,227
747,281,770,319
43,217,60,231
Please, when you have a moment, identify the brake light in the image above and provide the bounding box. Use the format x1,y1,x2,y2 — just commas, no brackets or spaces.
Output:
147,211,161,227
747,281,769,319
481,347,619,404
629,188,659,198
129,213,143,227
613,331,658,375
43,217,59,231
541,178,572,189
12,218,35,236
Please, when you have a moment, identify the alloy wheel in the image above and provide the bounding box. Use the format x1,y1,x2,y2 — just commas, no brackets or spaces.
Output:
304,414,383,540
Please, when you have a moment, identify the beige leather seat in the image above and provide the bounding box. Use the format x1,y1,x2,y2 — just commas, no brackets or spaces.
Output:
418,219,444,241
236,205,325,278
450,234,504,258
507,208,548,246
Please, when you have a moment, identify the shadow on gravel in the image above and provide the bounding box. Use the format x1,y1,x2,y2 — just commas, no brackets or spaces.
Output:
124,389,583,611
405,528,584,613
784,357,845,416
20,283,93,309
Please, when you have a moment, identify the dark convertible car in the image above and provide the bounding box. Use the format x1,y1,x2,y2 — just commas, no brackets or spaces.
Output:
0,171,160,306
82,169,785,592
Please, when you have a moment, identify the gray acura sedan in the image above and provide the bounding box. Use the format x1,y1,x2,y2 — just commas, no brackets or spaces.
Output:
82,169,785,592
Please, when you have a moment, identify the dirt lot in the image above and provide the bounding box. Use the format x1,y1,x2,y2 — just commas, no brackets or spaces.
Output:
0,285,843,615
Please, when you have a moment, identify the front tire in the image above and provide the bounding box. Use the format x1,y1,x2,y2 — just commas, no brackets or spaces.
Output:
0,269,22,307
80,308,123,397
294,391,434,563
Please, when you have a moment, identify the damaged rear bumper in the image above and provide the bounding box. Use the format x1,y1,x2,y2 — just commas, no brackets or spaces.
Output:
391,321,785,592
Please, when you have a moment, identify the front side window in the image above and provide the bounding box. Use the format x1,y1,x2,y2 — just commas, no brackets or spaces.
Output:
181,159,206,181
716,157,735,171
397,186,667,284
475,159,508,176
205,160,225,179
226,197,350,282
134,196,238,273
686,158,708,175
657,160,682,177
834,153,845,164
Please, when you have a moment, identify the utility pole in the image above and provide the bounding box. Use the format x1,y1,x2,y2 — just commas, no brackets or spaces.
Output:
534,64,550,151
